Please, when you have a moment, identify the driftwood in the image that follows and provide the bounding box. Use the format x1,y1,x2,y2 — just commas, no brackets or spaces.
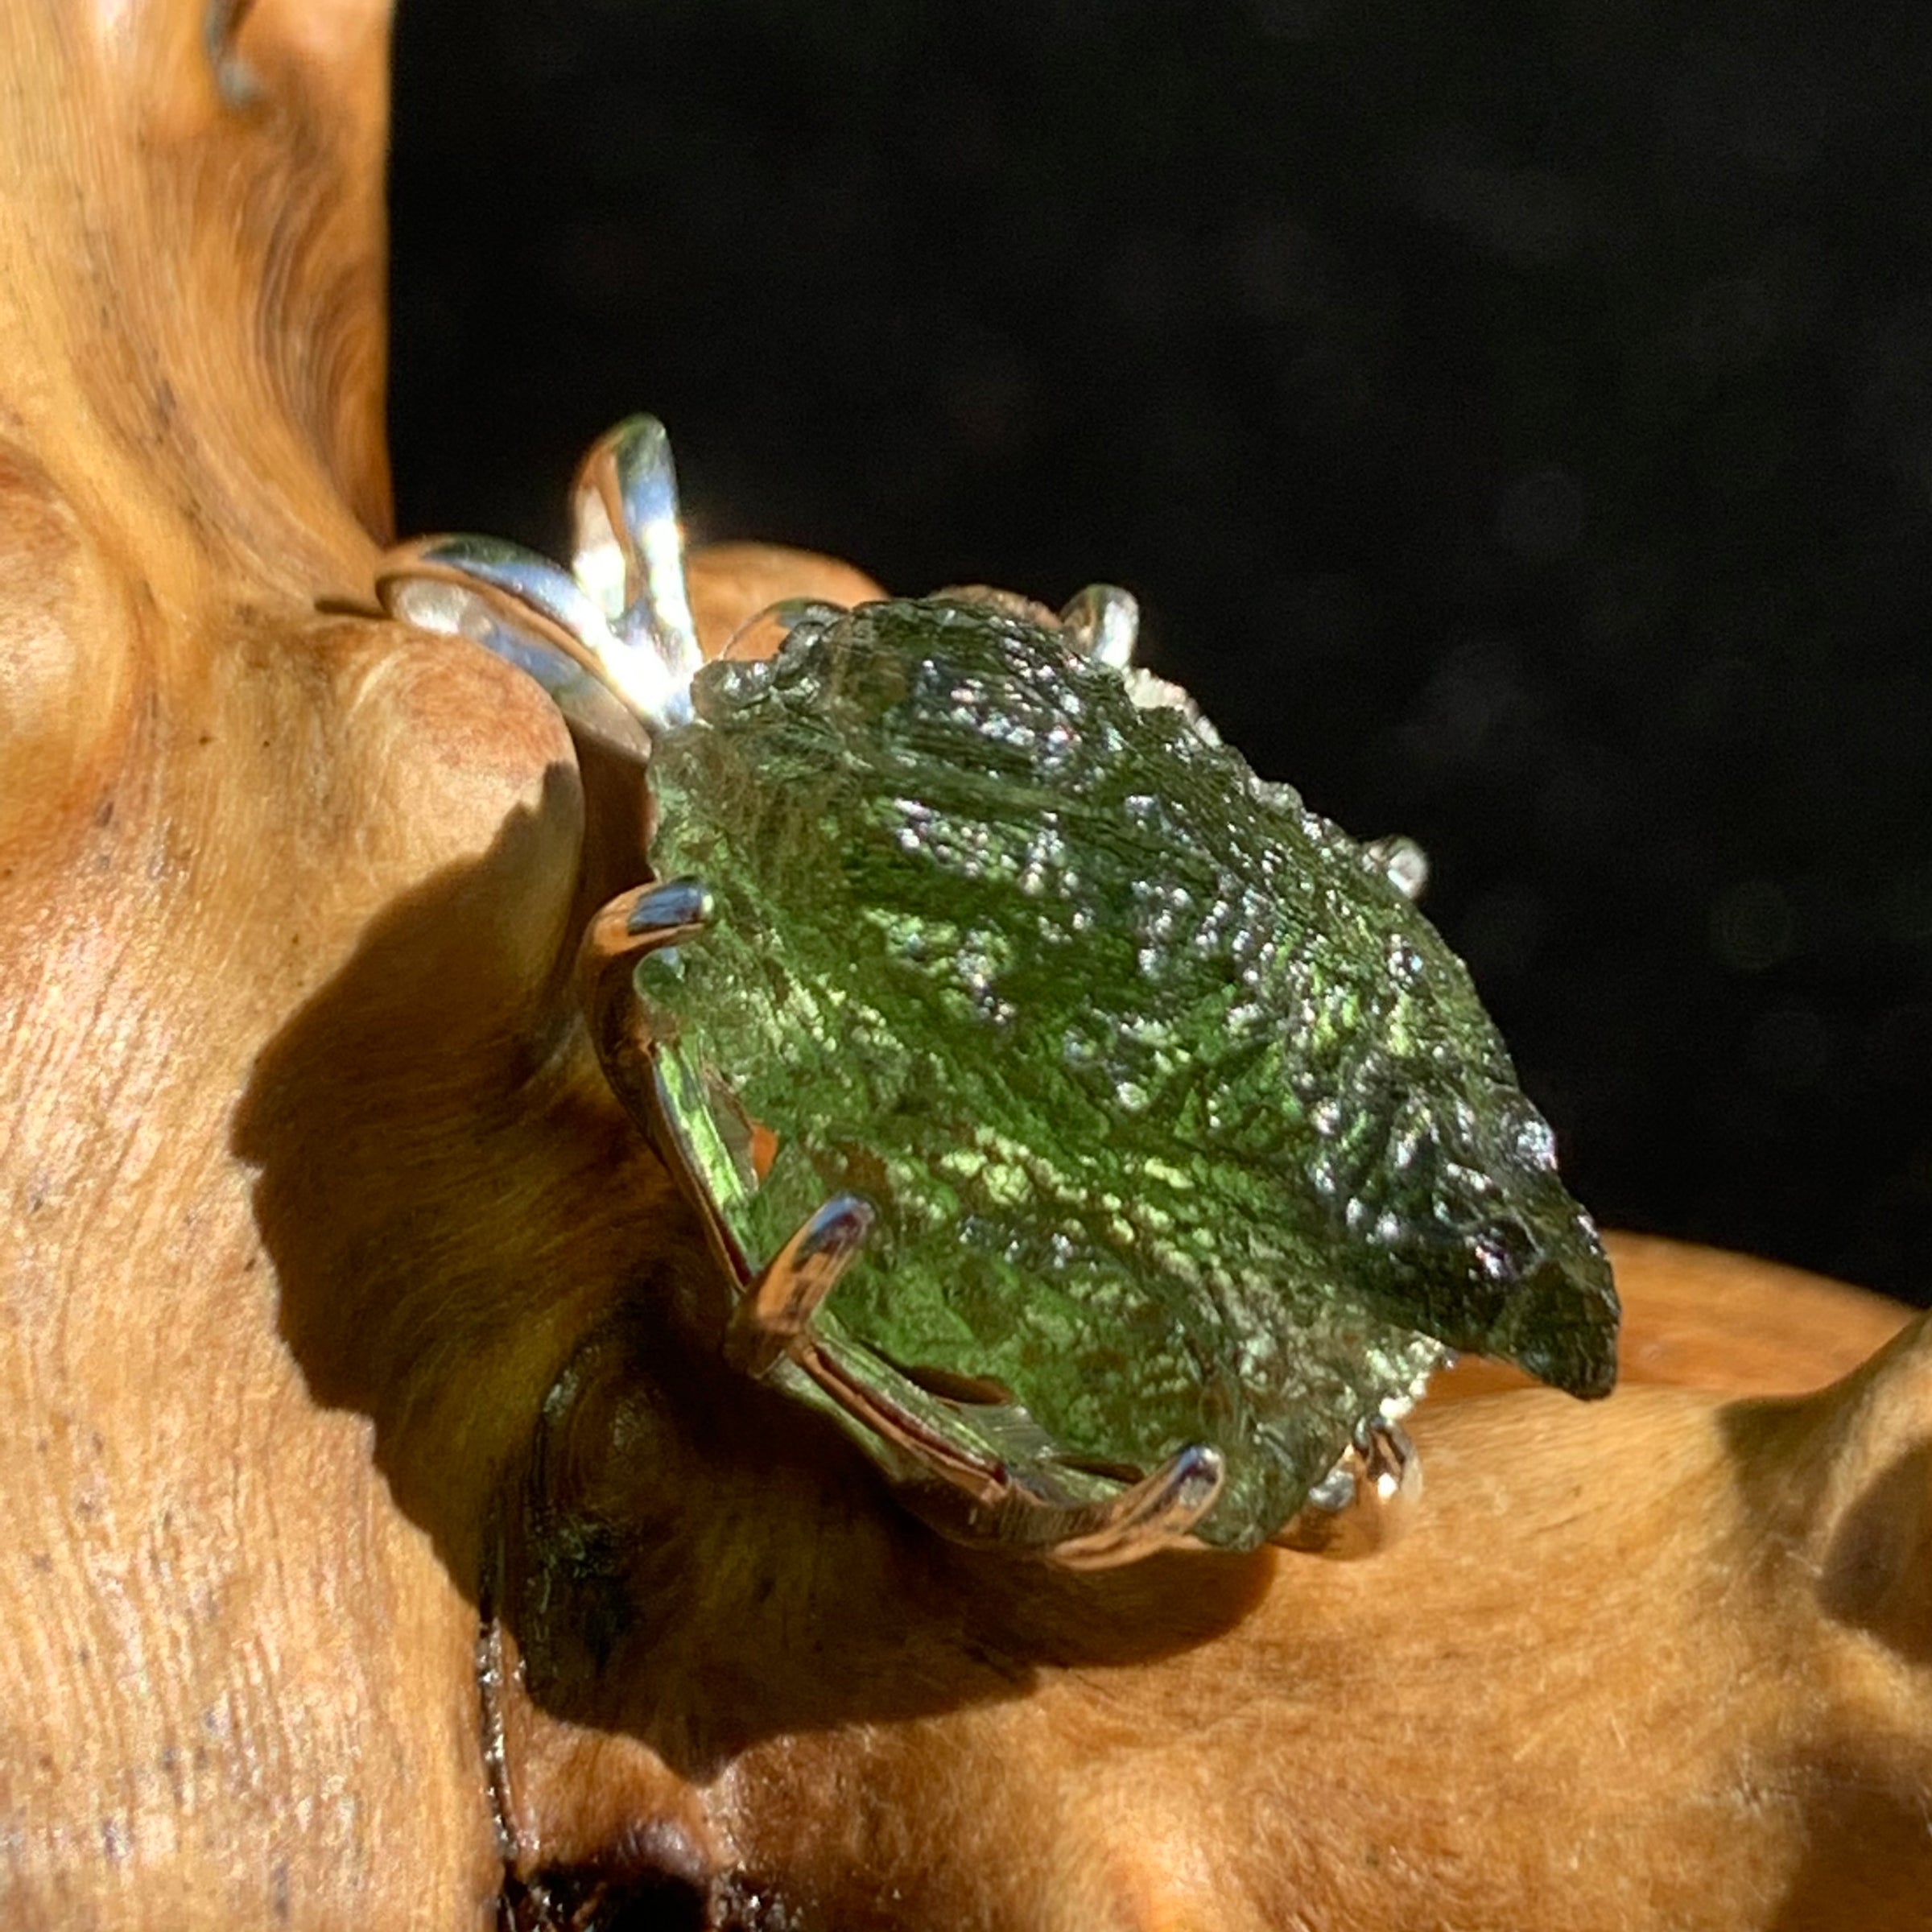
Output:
2,3,1928,1926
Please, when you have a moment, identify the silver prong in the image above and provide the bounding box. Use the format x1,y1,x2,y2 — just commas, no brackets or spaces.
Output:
1363,835,1430,902
788,1334,1009,1502
582,877,716,999
625,876,716,942
773,1325,1235,1562
378,420,703,739
571,415,704,727
1272,1418,1421,1560
377,535,655,758
1049,1443,1227,1570
578,880,719,1183
719,597,851,663
380,534,617,659
729,1193,875,1375
1059,583,1141,669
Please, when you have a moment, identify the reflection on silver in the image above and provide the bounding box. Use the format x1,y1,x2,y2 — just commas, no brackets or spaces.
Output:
376,535,654,758
720,597,851,663
1060,583,1141,669
1051,1444,1226,1570
382,413,1439,1571
1364,834,1430,902
576,871,1228,1570
728,1193,875,1376
625,875,716,940
376,415,702,741
571,415,704,724
1271,1418,1421,1560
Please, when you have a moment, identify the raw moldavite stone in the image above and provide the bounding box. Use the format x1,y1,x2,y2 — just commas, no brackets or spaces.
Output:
636,597,1618,1550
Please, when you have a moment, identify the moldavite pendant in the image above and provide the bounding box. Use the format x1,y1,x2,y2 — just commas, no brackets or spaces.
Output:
378,415,1620,1567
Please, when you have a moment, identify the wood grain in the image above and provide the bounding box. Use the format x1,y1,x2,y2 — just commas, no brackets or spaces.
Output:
1,4,1926,1927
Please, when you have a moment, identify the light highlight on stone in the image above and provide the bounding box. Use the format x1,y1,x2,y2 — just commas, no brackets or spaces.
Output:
637,597,1618,1549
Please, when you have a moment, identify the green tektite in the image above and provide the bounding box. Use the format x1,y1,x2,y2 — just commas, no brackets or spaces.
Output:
635,597,1618,1550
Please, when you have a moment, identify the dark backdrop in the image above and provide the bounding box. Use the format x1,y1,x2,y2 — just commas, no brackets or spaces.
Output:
389,0,1932,1307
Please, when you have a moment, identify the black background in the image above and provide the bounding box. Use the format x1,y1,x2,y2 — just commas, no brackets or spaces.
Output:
389,0,1932,1307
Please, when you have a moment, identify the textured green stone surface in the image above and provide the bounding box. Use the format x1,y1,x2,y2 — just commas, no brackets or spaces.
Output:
637,597,1618,1550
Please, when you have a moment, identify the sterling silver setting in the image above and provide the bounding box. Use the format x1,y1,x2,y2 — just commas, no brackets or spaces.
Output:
375,412,1425,1569
1272,1417,1421,1559
579,873,1233,1567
